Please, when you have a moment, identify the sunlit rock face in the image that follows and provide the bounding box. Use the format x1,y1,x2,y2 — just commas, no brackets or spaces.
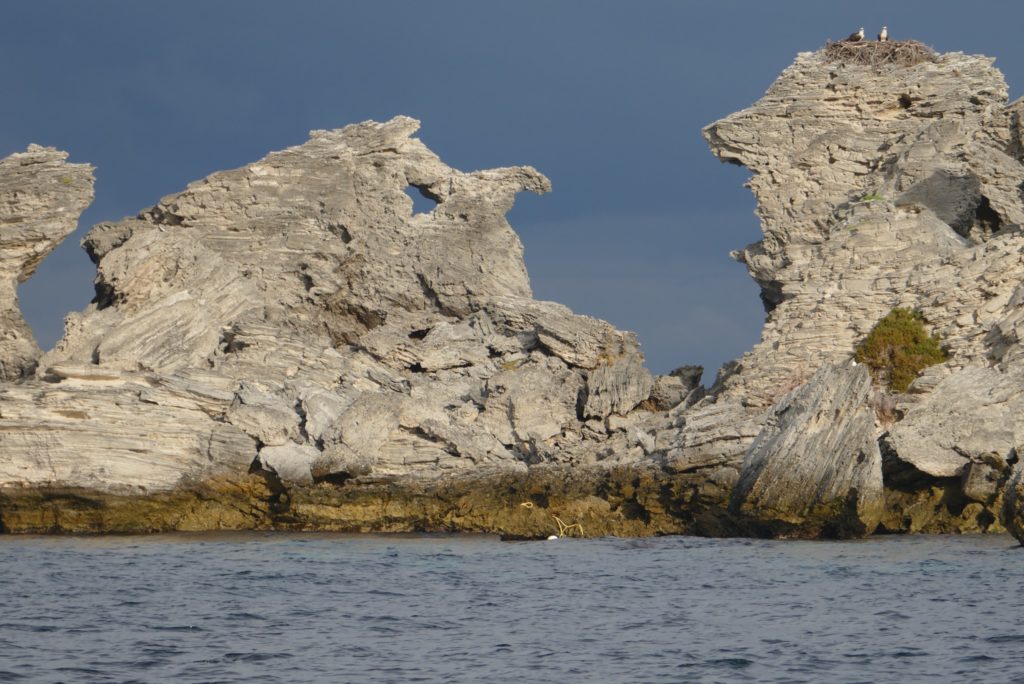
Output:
3,43,1024,540
0,117,660,500
0,146,93,380
701,46,1024,539
704,48,1024,409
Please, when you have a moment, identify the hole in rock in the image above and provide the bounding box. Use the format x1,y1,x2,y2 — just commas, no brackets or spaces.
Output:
405,185,439,215
18,218,101,353
408,328,430,340
898,94,913,109
897,171,1003,243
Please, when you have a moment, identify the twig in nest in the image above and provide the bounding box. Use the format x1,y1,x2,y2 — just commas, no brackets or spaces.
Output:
822,40,937,67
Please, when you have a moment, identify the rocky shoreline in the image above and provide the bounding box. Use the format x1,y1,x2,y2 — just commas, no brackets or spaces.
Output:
2,42,1023,542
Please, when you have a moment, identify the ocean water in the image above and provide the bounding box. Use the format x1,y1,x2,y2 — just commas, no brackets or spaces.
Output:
0,532,1021,683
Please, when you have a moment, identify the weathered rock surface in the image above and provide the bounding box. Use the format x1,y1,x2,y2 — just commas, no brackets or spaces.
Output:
886,367,1024,478
702,44,1024,540
0,118,659,511
704,49,1024,409
3,44,1024,541
730,363,883,537
0,146,93,380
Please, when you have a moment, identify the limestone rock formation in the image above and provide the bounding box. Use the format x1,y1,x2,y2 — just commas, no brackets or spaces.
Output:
730,363,884,537
0,117,657,507
3,43,1024,540
704,49,1024,410
0,146,93,380
702,44,1024,539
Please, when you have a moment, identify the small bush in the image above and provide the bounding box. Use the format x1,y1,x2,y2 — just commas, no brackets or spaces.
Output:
854,307,947,392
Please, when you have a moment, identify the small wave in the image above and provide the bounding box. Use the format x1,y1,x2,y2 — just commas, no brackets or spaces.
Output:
224,651,291,662
225,612,266,621
873,609,911,620
704,657,754,669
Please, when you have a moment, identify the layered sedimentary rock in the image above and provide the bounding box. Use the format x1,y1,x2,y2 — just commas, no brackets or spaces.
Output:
730,363,883,537
3,44,1024,540
703,45,1024,539
0,146,93,380
704,49,1024,408
0,118,686,535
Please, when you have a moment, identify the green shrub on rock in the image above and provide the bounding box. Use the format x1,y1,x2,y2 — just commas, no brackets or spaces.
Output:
854,307,947,392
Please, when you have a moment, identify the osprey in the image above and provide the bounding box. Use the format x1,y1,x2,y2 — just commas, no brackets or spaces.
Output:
845,27,865,42
878,26,888,41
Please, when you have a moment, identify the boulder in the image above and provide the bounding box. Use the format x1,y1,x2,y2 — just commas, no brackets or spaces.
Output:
886,367,1024,478
730,363,884,537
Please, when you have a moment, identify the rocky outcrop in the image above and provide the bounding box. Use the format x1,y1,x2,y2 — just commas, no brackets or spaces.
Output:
704,49,1024,409
0,146,93,380
703,44,1024,540
0,118,664,525
3,44,1024,541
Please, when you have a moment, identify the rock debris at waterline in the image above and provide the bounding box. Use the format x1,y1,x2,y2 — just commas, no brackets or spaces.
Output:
2,44,1024,542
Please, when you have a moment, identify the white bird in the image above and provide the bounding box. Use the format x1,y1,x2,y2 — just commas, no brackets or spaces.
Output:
845,27,865,42
546,535,559,541
878,26,889,42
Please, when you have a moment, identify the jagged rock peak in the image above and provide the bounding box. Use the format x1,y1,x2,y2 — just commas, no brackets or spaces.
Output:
2,117,658,496
703,49,1024,406
49,116,553,374
0,145,93,380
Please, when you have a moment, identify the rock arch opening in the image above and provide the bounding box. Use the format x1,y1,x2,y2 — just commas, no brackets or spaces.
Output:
405,184,439,215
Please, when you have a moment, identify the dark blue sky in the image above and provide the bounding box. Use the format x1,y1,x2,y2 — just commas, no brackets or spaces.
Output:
4,1,1023,377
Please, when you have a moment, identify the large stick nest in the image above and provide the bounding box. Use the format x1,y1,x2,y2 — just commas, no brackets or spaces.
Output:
822,40,937,67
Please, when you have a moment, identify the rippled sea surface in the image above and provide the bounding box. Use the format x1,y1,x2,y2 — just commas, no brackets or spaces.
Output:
1,532,1023,683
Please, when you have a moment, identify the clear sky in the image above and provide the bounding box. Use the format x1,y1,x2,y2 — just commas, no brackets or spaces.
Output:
3,1,1023,378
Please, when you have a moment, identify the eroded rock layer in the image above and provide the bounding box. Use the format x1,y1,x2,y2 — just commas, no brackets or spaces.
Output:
703,46,1024,541
0,146,93,380
3,44,1024,541
0,118,678,535
704,49,1024,409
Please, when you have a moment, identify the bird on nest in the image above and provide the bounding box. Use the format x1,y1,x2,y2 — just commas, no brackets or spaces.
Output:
878,26,889,41
844,27,865,42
